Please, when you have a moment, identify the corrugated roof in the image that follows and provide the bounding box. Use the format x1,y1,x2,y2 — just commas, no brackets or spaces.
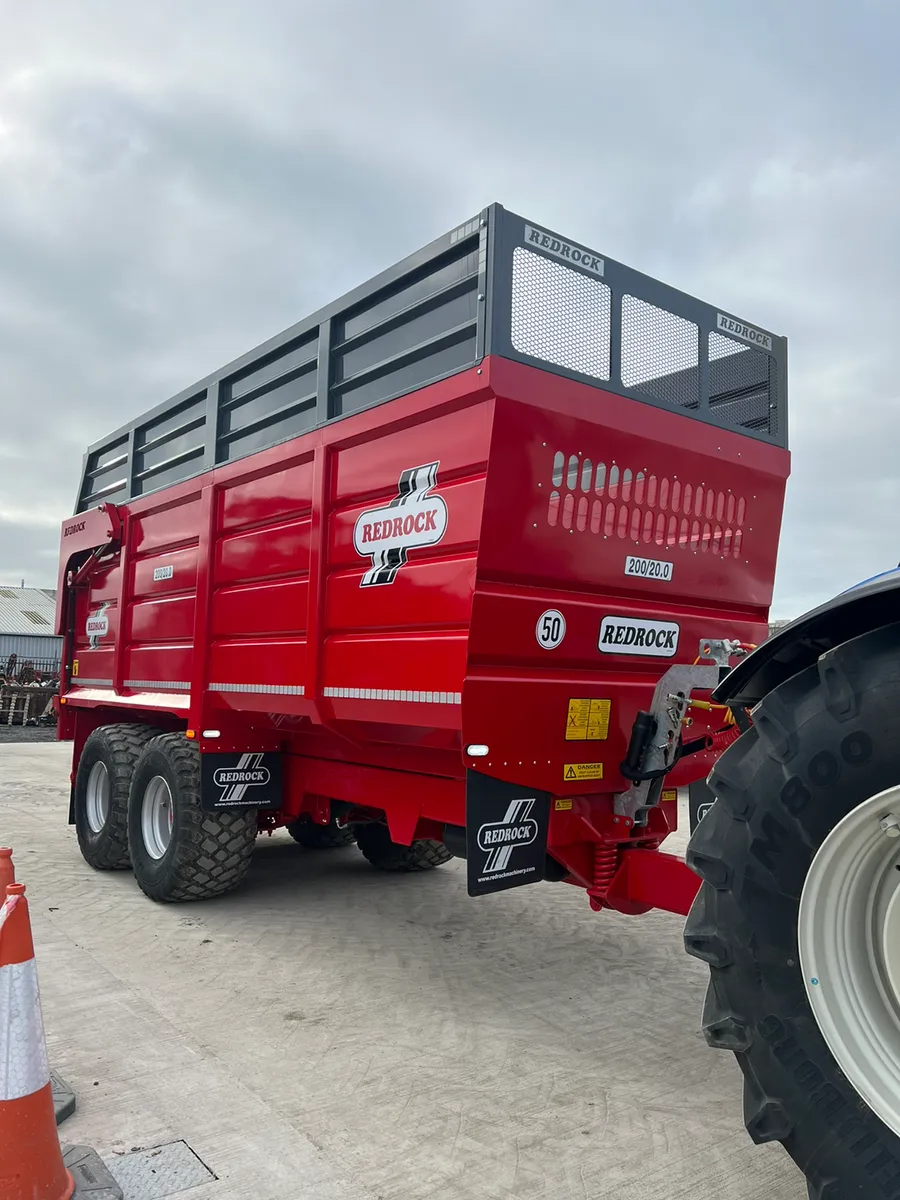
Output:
0,587,58,636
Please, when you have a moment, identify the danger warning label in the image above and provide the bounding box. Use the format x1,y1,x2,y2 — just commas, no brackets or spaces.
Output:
566,698,611,742
661,789,678,803
563,763,604,782
554,798,573,811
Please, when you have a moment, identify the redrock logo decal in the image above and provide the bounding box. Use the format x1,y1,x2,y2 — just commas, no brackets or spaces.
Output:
598,616,679,657
524,225,604,276
212,753,271,802
63,520,86,537
353,462,448,587
476,799,539,874
716,312,773,352
85,602,110,649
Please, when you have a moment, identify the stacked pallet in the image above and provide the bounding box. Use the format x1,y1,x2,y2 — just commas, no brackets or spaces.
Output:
0,684,56,726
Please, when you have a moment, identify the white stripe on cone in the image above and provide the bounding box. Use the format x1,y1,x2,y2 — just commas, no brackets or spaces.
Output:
0,957,50,1100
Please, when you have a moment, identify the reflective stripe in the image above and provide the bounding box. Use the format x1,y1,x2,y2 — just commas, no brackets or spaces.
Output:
124,680,190,691
322,687,462,704
70,678,113,687
0,958,49,1100
210,683,305,695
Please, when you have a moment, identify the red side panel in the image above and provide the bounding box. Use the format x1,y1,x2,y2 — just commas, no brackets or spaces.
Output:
123,496,201,694
462,357,789,798
60,357,787,828
69,555,122,687
209,455,315,707
320,400,493,727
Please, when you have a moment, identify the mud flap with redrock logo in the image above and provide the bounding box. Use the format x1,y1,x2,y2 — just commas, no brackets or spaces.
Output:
465,770,551,896
200,752,283,812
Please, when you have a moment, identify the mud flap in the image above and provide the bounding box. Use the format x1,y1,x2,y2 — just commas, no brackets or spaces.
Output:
688,777,717,833
465,770,551,896
199,752,283,812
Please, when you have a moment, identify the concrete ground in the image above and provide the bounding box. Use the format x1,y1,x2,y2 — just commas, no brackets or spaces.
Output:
0,742,804,1200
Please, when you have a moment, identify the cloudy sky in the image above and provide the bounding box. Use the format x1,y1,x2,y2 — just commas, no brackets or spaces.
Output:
0,0,895,618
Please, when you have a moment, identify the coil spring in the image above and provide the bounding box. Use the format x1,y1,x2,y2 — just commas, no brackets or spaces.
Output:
711,724,742,752
592,842,619,895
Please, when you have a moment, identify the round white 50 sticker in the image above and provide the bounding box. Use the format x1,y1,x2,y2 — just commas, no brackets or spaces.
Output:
536,609,566,650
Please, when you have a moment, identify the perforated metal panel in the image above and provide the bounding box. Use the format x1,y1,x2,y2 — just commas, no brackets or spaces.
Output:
511,247,611,380
74,205,787,513
709,331,777,437
622,296,699,409
495,209,786,446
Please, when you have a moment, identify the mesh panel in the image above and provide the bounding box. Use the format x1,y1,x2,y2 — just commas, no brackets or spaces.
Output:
511,247,611,380
709,332,776,435
622,297,699,408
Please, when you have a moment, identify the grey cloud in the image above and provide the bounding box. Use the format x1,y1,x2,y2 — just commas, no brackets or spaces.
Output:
0,0,898,620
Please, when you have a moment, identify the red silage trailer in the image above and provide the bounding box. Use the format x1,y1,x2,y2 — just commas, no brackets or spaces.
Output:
55,204,788,915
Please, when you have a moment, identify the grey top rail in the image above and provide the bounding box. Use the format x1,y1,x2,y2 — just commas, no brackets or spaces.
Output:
75,204,787,512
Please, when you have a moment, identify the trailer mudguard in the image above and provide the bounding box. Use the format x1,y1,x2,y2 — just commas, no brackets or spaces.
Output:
713,567,900,706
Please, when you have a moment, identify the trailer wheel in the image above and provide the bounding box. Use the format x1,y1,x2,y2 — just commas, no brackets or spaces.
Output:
684,623,900,1197
286,816,354,849
128,733,257,902
74,723,162,869
353,823,452,872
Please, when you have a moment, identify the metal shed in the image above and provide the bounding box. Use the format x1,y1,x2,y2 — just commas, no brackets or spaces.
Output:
0,586,62,672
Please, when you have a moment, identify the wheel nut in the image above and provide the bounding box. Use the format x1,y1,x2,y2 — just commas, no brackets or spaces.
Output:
880,814,900,838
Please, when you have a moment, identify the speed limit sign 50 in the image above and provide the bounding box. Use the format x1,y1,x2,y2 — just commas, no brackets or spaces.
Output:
536,609,566,650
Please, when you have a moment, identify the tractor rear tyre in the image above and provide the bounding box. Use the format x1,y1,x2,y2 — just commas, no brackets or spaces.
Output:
74,723,162,869
354,823,452,872
685,624,900,1197
286,816,354,849
128,733,257,902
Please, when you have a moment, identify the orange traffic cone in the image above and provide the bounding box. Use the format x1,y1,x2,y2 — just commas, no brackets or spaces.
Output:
0,882,74,1200
0,849,14,894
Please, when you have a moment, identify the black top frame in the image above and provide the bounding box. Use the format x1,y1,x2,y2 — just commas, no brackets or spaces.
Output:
75,205,787,512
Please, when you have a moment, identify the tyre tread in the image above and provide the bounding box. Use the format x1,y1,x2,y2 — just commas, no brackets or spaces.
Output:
130,734,257,902
286,818,355,849
354,824,451,872
687,624,900,1196
75,723,162,869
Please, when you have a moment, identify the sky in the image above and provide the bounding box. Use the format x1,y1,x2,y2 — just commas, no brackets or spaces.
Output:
0,0,896,619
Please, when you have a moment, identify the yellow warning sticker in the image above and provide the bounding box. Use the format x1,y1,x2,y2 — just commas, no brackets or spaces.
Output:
554,798,574,811
565,698,611,742
563,763,604,781
72,659,79,677
661,789,678,802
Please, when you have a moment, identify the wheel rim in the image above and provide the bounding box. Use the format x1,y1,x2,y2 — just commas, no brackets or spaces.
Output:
85,761,110,833
141,775,174,860
798,783,900,1136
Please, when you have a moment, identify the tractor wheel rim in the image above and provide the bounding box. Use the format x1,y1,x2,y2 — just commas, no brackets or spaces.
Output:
798,783,900,1137
141,775,174,860
85,761,110,833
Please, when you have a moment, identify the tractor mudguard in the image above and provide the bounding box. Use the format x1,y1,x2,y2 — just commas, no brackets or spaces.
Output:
713,567,900,707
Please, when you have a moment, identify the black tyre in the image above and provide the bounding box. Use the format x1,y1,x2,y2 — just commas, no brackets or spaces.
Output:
354,822,452,872
74,723,161,869
128,733,257,902
286,816,354,849
685,624,900,1198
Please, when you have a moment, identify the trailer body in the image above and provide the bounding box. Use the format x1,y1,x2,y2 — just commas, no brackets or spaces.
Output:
56,205,789,913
